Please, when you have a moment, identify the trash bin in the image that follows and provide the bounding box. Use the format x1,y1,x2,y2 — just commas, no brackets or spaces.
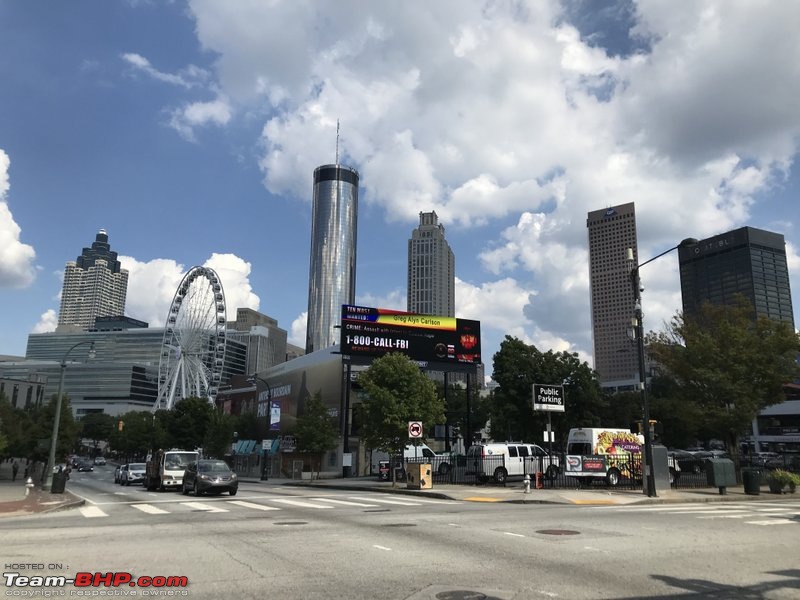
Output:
51,471,68,494
742,467,761,495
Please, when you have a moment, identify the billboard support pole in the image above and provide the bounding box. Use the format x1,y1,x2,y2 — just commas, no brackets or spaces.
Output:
444,372,450,453
342,360,352,478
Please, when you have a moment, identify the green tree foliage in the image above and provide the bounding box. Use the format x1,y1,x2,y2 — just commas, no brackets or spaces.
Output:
0,395,34,458
203,409,235,459
435,379,491,447
356,352,445,458
80,412,115,451
646,298,800,452
295,391,339,476
162,397,213,450
491,336,605,445
109,411,159,460
27,395,80,463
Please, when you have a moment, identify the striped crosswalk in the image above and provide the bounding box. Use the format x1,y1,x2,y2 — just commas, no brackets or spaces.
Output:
589,501,800,527
75,493,456,519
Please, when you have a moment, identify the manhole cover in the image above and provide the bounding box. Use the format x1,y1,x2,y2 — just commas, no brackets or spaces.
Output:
536,529,580,536
274,521,307,526
383,523,417,527
435,592,487,600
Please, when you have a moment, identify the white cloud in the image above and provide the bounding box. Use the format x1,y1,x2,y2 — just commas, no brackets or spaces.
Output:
121,52,209,89
32,309,57,334
169,96,232,141
289,311,307,348
0,150,37,288
119,253,259,327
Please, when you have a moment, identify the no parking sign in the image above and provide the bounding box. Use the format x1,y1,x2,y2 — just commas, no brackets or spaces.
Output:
408,421,423,439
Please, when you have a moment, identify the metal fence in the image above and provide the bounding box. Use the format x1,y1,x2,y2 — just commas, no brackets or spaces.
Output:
400,451,800,490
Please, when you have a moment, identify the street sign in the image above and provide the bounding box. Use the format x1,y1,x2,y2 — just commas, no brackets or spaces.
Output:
408,421,423,439
532,384,565,412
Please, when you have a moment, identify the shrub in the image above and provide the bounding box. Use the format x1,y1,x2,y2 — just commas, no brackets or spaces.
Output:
767,469,800,492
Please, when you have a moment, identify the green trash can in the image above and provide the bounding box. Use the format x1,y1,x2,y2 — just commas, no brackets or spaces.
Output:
51,470,68,494
742,467,761,495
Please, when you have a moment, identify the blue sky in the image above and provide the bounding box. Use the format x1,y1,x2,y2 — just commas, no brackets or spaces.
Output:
1,1,799,378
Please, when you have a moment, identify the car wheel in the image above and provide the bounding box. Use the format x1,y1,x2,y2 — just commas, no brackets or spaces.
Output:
692,464,702,475
122,479,127,486
606,468,621,487
546,465,559,481
493,467,508,484
193,481,201,497
438,462,451,476
181,481,189,496
229,488,237,496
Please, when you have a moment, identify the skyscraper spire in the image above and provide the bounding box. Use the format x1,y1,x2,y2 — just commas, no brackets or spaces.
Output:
335,119,340,164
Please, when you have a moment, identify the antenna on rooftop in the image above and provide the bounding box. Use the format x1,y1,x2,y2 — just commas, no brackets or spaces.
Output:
335,119,340,164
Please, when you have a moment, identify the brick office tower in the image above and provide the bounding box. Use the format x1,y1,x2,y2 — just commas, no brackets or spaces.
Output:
587,203,640,388
407,211,455,317
57,229,129,332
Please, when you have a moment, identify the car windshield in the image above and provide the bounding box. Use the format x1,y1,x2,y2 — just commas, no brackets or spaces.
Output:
129,463,145,470
198,461,231,473
165,453,197,469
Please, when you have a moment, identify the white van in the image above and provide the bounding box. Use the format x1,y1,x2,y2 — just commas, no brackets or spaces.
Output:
466,441,560,483
371,443,451,476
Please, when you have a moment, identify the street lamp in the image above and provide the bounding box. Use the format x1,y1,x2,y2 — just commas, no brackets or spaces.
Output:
247,375,274,480
44,340,96,491
627,238,697,498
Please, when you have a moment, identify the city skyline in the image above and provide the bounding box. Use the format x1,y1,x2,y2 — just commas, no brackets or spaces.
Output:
1,2,799,379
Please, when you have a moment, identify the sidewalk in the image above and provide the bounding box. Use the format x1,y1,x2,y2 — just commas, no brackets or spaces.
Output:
0,458,85,518
241,474,785,506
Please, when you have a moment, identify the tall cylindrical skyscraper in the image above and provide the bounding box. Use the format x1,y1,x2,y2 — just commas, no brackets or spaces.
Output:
306,164,359,354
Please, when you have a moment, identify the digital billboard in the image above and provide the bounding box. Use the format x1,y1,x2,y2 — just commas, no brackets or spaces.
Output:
340,305,481,364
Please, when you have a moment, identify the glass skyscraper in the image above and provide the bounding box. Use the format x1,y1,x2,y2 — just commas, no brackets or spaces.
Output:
306,164,359,354
407,211,455,317
678,226,794,328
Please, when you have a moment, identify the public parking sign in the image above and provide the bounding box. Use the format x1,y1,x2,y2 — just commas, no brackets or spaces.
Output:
532,384,565,412
408,421,423,439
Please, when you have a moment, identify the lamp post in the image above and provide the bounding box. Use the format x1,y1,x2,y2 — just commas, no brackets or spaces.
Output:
627,238,697,498
44,340,96,491
247,375,274,480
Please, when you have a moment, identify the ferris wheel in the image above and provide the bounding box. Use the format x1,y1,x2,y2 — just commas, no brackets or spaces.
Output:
154,266,227,411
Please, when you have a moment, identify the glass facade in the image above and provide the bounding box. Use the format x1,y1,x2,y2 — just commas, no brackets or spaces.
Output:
306,164,359,353
679,227,794,328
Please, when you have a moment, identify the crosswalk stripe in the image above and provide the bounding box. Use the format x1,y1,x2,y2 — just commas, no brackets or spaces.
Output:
131,504,169,515
347,496,423,506
267,498,334,509
310,498,378,507
79,506,108,518
179,502,229,513
745,519,795,525
227,500,281,511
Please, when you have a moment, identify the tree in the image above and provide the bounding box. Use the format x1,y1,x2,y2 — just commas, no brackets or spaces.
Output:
646,297,800,454
295,391,339,478
355,353,444,484
80,413,115,456
163,397,213,450
491,336,605,446
204,409,235,459
109,411,159,460
437,379,491,449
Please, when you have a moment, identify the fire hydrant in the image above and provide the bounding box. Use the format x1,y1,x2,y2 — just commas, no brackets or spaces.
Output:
523,473,531,494
25,477,34,497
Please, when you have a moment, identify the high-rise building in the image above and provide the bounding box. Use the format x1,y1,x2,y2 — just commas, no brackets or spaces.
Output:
678,226,794,328
306,164,359,354
407,211,455,317
227,308,288,374
57,229,129,332
586,202,639,387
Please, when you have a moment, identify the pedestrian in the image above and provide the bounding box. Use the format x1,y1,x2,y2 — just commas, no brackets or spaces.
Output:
12,461,19,482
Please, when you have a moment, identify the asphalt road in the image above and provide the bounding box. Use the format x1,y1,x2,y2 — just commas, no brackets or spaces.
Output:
2,465,799,599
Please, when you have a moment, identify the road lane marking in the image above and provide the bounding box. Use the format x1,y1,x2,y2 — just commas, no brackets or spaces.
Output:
347,496,422,506
131,504,169,515
79,506,108,518
227,501,281,511
745,519,795,525
373,545,392,551
180,502,229,513
503,532,525,537
310,498,378,507
267,498,334,509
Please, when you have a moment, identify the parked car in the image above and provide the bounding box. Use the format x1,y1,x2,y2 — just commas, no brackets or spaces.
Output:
114,464,126,484
467,441,560,484
93,456,107,466
121,462,146,486
668,449,706,475
181,460,238,496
